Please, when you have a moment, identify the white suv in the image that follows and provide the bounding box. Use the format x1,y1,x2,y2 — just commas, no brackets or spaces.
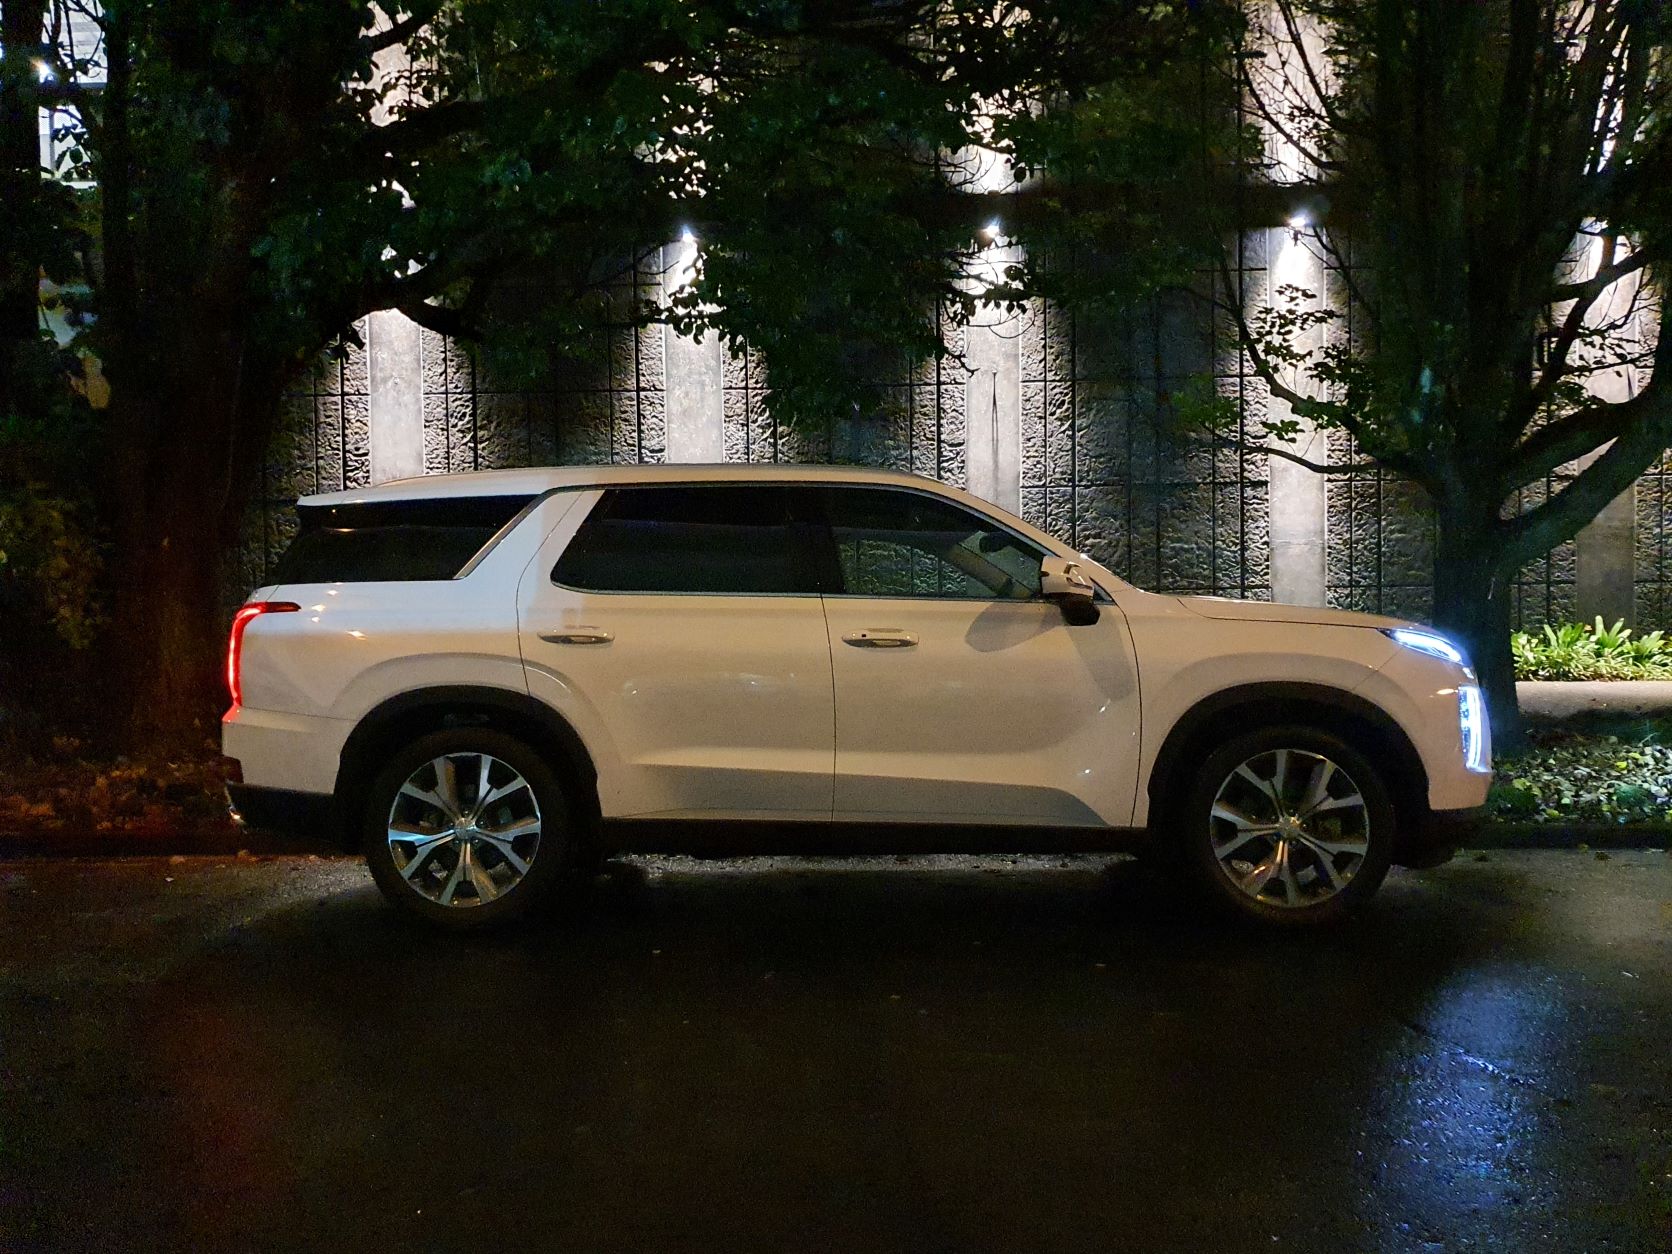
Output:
222,464,1491,928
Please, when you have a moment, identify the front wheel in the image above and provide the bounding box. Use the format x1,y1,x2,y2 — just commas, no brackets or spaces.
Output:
1175,726,1395,926
362,729,572,930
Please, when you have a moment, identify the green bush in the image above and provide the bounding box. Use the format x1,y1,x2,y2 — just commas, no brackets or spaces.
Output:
1511,618,1672,681
0,486,104,649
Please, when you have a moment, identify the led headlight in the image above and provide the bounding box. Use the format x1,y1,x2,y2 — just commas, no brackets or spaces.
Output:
1458,683,1492,773
1385,627,1468,668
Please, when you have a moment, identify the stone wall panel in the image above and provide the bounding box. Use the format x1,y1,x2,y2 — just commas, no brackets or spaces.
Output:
1156,485,1218,593
474,392,526,469
248,249,1672,629
342,394,371,488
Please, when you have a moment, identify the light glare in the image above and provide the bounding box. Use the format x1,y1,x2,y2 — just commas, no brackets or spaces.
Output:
1459,684,1491,773
1387,627,1467,666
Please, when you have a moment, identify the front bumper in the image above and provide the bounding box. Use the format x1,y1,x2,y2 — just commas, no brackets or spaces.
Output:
226,783,337,841
1395,804,1486,869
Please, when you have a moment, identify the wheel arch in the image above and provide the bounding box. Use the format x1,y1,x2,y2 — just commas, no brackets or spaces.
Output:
1146,682,1429,843
334,685,601,851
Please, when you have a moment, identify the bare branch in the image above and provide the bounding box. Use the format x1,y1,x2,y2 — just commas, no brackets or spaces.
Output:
1528,240,1653,412
1273,0,1339,129
1547,246,1651,302
1206,433,1379,475
1236,56,1338,176
1308,228,1378,329
1503,396,1645,489
1501,298,1672,569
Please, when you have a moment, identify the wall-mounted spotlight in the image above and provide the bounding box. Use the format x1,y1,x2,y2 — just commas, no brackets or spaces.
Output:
679,226,697,245
1284,194,1329,242
979,219,1003,245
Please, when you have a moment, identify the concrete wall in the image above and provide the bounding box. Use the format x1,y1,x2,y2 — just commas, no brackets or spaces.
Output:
240,241,1665,631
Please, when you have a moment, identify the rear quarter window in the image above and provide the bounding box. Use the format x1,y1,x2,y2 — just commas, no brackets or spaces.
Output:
271,495,535,584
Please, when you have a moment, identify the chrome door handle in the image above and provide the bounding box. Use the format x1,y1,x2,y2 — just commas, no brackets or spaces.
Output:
538,629,614,645
842,630,917,649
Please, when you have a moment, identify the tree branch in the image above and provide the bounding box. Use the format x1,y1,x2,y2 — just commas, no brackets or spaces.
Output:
1500,300,1672,569
359,1,445,57
1309,227,1378,329
35,78,98,106
1273,0,1340,130
1547,245,1651,302
1527,239,1653,412
1502,395,1646,489
1206,433,1379,475
1209,254,1330,416
394,298,475,339
1236,54,1338,176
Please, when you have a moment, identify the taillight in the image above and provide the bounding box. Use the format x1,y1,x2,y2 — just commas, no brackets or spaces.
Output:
227,601,299,707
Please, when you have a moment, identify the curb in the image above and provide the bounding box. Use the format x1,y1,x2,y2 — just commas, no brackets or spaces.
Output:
0,827,339,860
1464,822,1670,851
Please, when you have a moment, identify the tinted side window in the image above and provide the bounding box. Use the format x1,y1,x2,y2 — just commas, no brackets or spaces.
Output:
552,486,818,595
271,495,534,584
821,488,1045,600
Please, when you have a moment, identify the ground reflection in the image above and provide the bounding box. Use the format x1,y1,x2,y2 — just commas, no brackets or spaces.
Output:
6,852,1664,1253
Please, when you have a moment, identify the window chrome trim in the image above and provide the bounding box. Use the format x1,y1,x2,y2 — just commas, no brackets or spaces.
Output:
537,476,1104,604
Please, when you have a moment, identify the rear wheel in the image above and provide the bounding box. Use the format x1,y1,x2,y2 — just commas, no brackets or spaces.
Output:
363,729,571,929
1175,725,1394,926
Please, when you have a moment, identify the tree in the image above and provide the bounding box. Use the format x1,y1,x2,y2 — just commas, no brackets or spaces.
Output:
1,0,1229,748
1191,0,1672,742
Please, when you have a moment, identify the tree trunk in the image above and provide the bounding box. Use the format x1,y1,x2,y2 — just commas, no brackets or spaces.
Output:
107,483,229,750
1431,506,1522,754
102,339,286,752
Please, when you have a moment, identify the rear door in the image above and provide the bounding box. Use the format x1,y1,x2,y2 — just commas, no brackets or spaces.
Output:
518,484,835,821
809,484,1141,828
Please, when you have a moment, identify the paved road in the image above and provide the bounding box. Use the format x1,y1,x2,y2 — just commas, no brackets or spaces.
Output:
1,850,1668,1253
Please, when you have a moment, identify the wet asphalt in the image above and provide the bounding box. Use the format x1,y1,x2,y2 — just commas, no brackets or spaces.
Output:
0,849,1668,1253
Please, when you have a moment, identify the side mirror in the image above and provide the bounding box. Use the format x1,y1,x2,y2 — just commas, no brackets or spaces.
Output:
1040,555,1100,625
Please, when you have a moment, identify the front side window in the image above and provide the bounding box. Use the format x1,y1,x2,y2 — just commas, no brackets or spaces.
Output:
819,487,1046,600
552,485,819,595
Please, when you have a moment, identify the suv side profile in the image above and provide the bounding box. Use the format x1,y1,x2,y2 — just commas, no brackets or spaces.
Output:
223,465,1491,929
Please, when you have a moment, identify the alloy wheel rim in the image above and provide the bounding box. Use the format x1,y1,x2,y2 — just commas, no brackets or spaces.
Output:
1208,748,1369,909
386,753,541,907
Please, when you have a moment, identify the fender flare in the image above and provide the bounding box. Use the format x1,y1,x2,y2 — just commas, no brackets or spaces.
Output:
335,684,599,836
1146,681,1428,823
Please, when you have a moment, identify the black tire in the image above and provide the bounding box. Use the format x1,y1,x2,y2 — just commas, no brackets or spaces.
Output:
362,728,573,930
1172,724,1395,927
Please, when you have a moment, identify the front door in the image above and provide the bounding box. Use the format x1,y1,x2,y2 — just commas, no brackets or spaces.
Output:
811,485,1140,828
519,484,834,821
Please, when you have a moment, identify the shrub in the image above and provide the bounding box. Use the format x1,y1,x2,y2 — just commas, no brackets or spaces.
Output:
1510,618,1672,681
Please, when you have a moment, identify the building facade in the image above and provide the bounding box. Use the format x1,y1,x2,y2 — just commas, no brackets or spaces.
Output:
238,226,1664,632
